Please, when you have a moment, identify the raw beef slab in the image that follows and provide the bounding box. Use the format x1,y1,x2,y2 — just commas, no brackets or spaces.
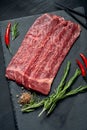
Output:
6,13,81,95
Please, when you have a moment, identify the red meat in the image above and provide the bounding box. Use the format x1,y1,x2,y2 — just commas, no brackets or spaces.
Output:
6,13,81,95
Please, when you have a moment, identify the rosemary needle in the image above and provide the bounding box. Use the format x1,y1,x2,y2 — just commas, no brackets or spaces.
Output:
11,22,19,40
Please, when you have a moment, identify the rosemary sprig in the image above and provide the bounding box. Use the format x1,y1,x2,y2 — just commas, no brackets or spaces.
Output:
22,99,45,112
21,61,87,116
62,85,87,99
11,22,19,40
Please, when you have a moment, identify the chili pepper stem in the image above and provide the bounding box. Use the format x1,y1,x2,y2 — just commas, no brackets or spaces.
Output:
7,46,13,55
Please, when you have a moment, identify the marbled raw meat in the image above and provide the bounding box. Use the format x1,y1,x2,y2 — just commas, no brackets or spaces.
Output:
6,14,81,95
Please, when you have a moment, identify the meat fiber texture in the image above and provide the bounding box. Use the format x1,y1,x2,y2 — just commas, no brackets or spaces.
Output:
6,13,81,95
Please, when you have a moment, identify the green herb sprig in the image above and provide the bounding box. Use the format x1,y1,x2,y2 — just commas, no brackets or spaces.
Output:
21,61,87,116
11,22,19,40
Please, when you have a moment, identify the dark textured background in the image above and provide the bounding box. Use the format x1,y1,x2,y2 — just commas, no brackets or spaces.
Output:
0,0,87,21
0,0,87,130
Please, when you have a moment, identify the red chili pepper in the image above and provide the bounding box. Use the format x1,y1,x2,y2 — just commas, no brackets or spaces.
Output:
76,59,86,77
5,23,11,47
80,53,87,68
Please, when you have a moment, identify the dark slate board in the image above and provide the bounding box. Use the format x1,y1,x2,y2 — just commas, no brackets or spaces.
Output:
0,7,87,130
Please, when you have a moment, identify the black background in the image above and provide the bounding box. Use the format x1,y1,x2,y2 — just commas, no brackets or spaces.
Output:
0,0,87,130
